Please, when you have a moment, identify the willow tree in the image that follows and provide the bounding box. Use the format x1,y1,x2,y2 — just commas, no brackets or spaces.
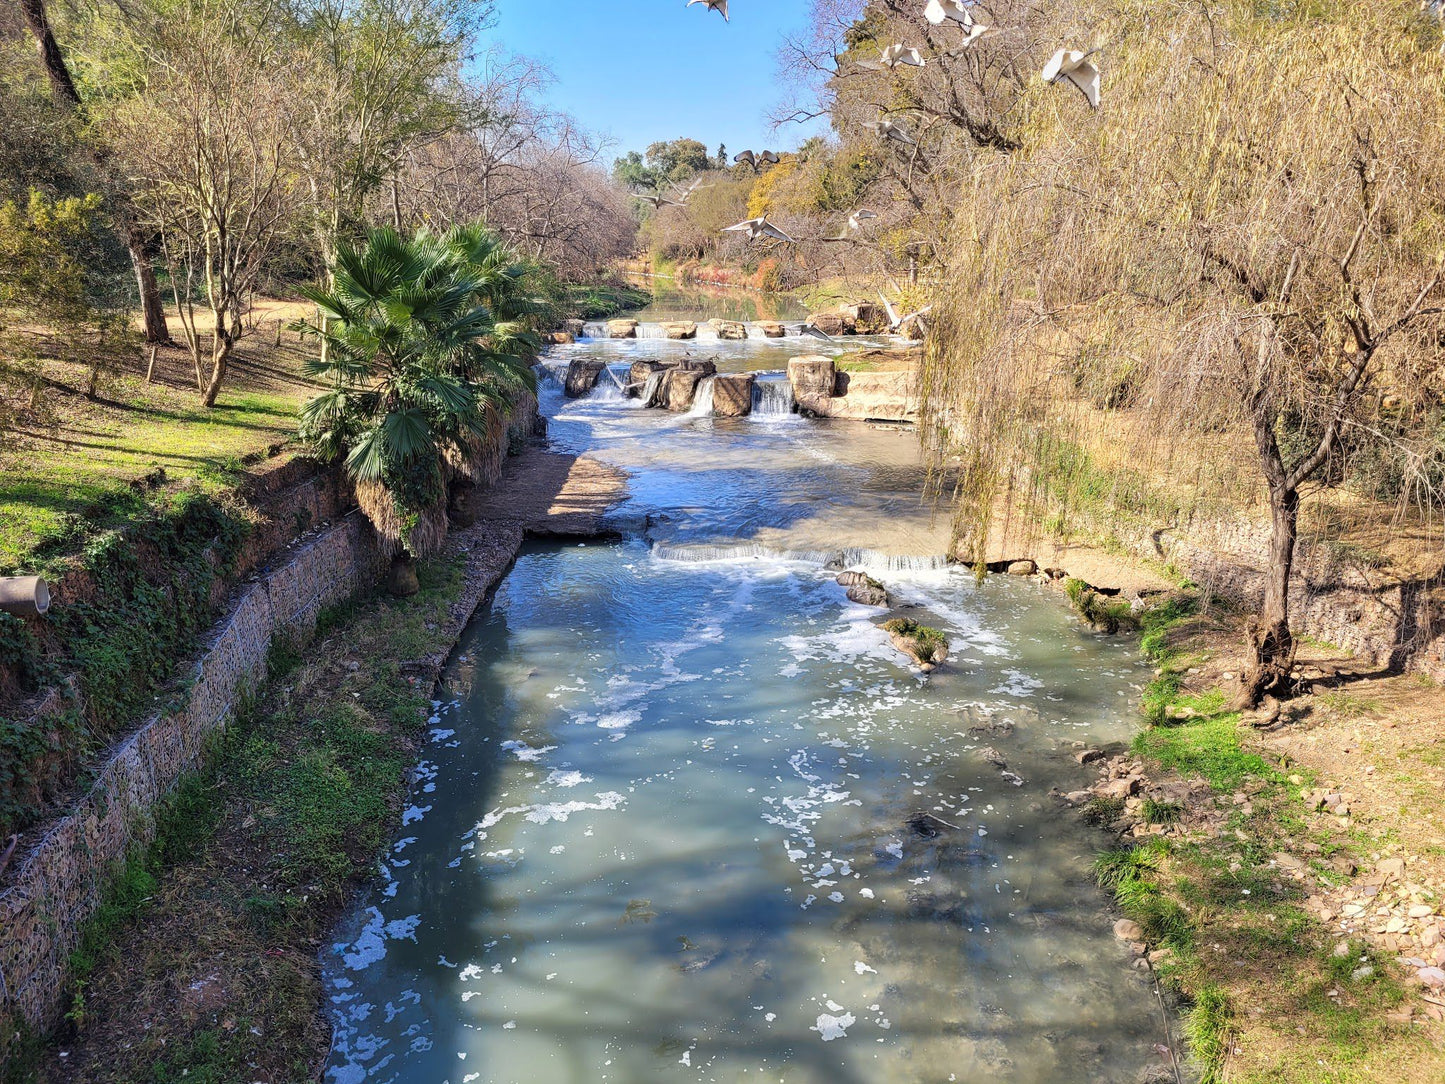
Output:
922,0,1445,706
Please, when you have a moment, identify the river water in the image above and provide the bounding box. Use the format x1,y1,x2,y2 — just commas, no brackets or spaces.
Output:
323,292,1177,1084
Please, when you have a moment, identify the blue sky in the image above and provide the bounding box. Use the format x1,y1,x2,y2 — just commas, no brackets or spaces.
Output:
485,0,826,163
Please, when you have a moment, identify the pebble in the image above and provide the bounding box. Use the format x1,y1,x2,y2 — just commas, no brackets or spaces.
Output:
1113,919,1145,942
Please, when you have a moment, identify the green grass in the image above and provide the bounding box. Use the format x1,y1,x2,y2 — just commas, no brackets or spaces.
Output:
0,386,299,573
567,282,651,320
19,556,466,1081
1185,985,1233,1084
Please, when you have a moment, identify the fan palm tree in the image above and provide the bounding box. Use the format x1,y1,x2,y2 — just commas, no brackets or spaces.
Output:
298,227,537,576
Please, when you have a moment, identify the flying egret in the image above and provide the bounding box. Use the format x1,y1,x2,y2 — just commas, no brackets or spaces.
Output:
925,0,974,26
863,118,916,146
672,176,713,203
820,208,879,242
1042,48,1101,109
733,149,758,169
879,293,933,333
636,192,681,209
721,215,797,243
860,43,926,70
687,0,728,22
946,23,1001,51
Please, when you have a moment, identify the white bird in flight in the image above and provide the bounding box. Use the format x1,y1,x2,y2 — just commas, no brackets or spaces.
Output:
860,43,926,70
801,324,837,343
687,0,728,22
925,0,974,26
1042,48,1101,109
721,215,796,243
880,293,933,334
636,191,681,209
863,118,916,146
821,208,878,242
947,23,1000,51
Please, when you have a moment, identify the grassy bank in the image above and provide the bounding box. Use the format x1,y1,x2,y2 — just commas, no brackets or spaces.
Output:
1088,600,1442,1083
7,558,467,1084
566,281,651,320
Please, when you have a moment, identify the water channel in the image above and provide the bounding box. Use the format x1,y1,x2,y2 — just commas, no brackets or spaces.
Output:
323,288,1176,1084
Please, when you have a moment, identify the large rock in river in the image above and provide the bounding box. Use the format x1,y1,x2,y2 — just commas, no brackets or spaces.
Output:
629,359,672,396
563,318,586,338
708,319,748,341
807,312,854,337
757,321,787,338
661,368,710,412
661,321,697,340
564,358,607,398
607,318,639,339
840,302,889,335
788,355,838,414
711,373,755,417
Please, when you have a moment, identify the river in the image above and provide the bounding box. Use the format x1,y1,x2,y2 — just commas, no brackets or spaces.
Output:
322,291,1177,1084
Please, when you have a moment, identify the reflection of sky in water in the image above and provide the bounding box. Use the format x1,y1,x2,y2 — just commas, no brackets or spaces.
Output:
324,541,1171,1084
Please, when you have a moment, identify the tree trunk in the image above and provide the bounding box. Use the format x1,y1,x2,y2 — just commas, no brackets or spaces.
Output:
17,0,80,108
1237,483,1299,709
124,220,172,344
19,0,173,344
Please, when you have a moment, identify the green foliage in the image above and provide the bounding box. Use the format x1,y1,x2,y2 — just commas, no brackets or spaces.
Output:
0,491,249,838
1081,794,1126,826
568,282,651,320
880,617,949,663
299,223,540,555
1063,577,1139,633
1185,986,1233,1084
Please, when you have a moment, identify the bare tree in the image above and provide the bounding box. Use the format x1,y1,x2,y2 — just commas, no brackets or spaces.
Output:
110,0,299,406
14,0,172,344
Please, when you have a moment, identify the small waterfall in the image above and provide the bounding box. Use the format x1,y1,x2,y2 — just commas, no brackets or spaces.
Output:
687,376,717,417
752,377,796,417
651,542,952,571
637,370,665,409
538,360,569,386
581,321,607,338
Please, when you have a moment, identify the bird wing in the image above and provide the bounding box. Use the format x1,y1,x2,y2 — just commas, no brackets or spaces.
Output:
923,0,947,25
759,222,796,243
878,293,901,327
803,325,837,342
718,0,728,19
1042,48,1071,83
1065,61,1101,108
721,219,759,233
887,124,916,145
856,209,878,220
903,48,925,66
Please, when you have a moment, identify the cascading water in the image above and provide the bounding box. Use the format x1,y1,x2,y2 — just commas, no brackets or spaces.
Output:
686,375,716,417
752,375,796,417
325,298,1181,1084
637,370,665,409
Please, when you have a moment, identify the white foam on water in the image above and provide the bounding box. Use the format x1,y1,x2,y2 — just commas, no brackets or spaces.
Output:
813,1012,856,1041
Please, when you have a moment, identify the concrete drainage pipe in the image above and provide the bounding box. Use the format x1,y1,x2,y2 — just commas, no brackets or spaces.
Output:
0,577,50,616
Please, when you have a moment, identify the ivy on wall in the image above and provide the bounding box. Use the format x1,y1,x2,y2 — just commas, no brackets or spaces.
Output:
0,492,249,838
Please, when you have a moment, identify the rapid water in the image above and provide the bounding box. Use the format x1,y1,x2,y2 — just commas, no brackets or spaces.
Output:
323,312,1180,1084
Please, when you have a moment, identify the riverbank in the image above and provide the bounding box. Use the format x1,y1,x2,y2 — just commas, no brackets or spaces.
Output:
1052,595,1445,1084
10,449,625,1083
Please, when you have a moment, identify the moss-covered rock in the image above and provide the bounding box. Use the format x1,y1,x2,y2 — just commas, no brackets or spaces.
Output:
881,617,949,671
